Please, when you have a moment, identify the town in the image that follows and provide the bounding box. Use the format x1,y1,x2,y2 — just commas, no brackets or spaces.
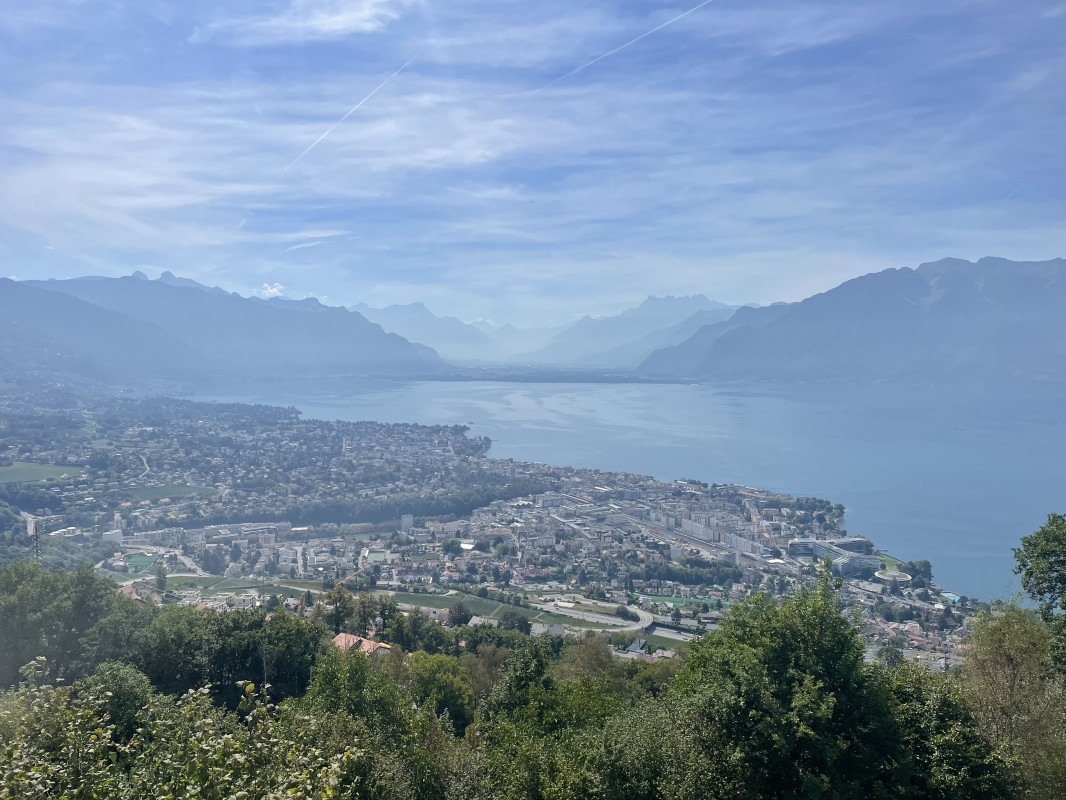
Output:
0,389,975,667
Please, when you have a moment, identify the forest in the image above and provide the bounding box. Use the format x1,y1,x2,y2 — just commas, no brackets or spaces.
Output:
1,514,1064,799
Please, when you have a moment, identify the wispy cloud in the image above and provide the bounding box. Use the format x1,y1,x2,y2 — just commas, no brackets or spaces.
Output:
541,0,717,88
284,240,325,251
202,0,412,46
0,0,1062,324
284,57,415,170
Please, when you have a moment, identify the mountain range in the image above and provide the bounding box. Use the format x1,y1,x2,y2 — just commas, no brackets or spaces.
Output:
351,302,506,362
1,257,1061,386
513,296,740,367
641,257,1065,382
10,273,442,384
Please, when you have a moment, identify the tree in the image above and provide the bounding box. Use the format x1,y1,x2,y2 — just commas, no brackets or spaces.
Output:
460,643,510,703
322,585,357,634
499,610,531,635
891,660,1018,800
670,606,682,624
448,601,473,627
408,652,475,733
669,572,901,799
0,561,122,687
81,660,154,742
1014,513,1066,666
154,561,167,593
961,602,1066,797
877,644,904,668
353,591,380,636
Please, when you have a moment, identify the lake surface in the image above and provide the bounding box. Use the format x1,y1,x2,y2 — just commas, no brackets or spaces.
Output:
201,379,1065,600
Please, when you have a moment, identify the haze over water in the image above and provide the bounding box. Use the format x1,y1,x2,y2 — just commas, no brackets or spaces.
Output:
204,380,1065,600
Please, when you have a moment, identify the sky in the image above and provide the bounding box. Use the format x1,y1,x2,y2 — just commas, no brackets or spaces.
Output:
1,0,1063,326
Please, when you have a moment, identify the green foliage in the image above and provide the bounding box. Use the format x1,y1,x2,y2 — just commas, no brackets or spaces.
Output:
323,585,358,634
0,678,371,799
0,562,122,687
448,601,473,627
961,603,1066,798
0,558,1043,799
670,574,901,798
1014,513,1066,666
890,661,1018,799
408,652,475,734
79,661,153,743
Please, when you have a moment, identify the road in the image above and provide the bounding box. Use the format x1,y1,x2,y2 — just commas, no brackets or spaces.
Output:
177,553,208,576
529,600,653,633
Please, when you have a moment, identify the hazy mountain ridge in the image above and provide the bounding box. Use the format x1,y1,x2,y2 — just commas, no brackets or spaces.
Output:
515,295,738,365
574,306,741,368
0,278,202,382
351,301,505,362
5,257,1061,385
20,275,444,380
640,257,1066,382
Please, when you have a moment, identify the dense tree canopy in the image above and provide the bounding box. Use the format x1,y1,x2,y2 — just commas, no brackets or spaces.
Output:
0,558,1052,799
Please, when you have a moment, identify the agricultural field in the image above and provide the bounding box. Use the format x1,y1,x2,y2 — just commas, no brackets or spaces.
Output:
126,484,215,500
0,462,83,483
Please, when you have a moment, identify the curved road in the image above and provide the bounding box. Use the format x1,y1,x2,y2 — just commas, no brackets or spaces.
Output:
529,600,653,633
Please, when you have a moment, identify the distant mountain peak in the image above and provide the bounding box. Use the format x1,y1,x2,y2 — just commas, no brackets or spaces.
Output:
155,270,230,296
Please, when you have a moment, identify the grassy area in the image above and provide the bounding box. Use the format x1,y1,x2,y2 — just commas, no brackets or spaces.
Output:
878,553,905,570
526,609,605,629
569,601,621,615
0,462,83,483
126,485,215,500
384,590,504,616
168,576,228,590
126,553,159,570
167,575,302,597
281,579,330,591
382,590,618,630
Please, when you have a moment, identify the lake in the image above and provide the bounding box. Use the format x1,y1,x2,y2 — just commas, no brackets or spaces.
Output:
201,379,1066,600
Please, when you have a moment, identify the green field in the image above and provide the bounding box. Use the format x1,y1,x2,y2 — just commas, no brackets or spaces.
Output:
0,462,83,483
125,553,159,570
168,576,303,598
127,485,215,500
383,590,616,629
168,576,228,590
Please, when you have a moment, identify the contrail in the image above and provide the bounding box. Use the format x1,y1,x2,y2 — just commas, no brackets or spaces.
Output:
541,0,715,89
284,57,415,171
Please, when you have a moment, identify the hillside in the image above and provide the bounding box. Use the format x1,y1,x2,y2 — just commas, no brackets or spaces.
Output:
518,295,737,366
24,274,443,379
0,278,202,382
352,301,505,362
640,257,1066,382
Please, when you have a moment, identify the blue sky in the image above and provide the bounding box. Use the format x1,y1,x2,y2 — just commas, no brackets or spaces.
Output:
1,0,1063,325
